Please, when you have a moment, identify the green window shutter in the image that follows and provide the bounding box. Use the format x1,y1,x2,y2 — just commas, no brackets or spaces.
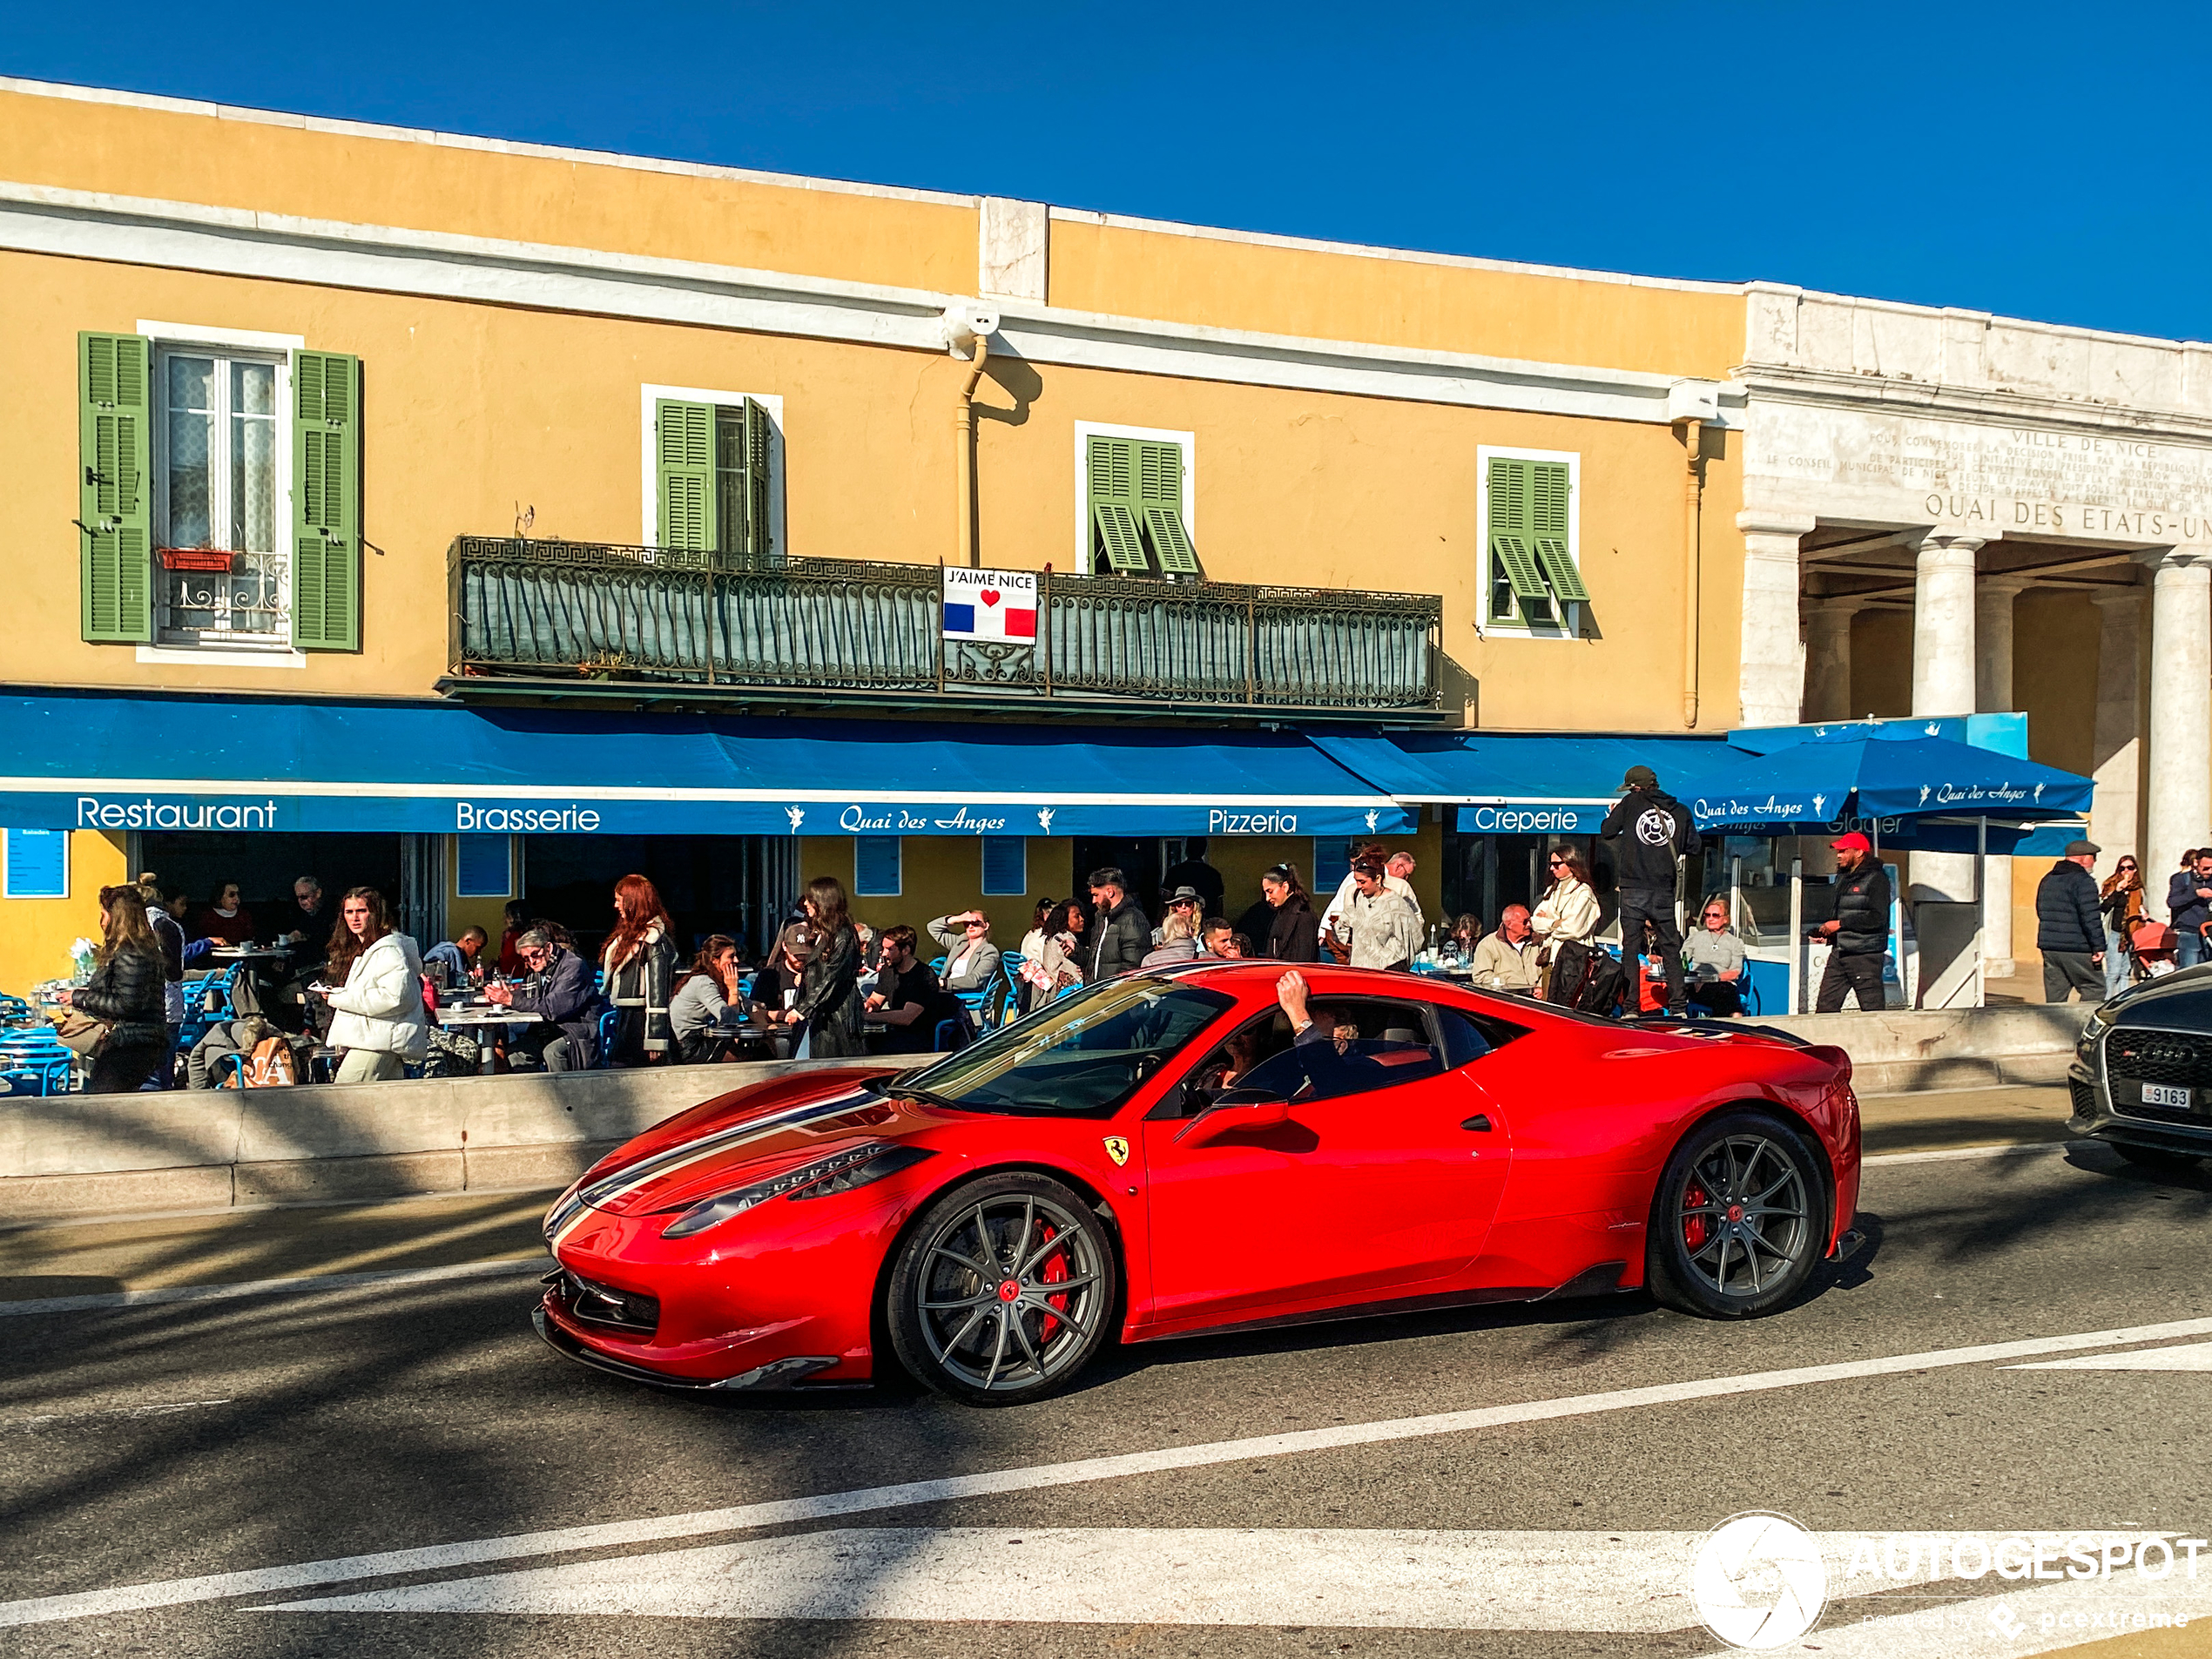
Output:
743,398,773,560
78,332,152,643
292,350,362,651
1526,461,1584,604
656,399,715,552
1086,435,1150,573
1134,441,1200,575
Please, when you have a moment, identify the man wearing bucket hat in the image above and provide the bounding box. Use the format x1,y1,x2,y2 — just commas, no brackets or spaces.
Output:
1811,832,1892,1013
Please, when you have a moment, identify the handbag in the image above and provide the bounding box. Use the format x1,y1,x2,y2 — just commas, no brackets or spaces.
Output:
54,1008,112,1058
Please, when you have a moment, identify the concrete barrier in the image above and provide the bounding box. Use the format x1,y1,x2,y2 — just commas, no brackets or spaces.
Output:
1755,1003,2093,1095
0,1005,2093,1220
0,1058,860,1220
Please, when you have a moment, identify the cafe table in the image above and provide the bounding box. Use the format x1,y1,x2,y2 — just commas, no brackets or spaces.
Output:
435,1004,543,1074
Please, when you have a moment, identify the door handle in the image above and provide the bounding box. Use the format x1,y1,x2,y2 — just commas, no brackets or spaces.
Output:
1460,1114,1493,1132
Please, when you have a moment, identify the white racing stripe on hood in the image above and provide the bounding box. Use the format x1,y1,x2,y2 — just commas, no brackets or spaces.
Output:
548,1088,880,1244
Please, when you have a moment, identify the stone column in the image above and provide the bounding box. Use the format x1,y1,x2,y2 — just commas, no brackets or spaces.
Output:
1973,575,2030,978
1909,533,1986,902
1802,599,1865,724
1737,513,1817,728
2089,587,2142,873
2143,549,2212,916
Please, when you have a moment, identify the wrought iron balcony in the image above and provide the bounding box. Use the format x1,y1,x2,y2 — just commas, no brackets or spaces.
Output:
446,536,1441,716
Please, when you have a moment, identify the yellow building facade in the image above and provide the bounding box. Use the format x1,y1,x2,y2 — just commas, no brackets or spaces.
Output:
4,75,2166,1000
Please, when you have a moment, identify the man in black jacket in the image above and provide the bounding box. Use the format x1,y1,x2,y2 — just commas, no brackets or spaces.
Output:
2035,839,2107,1004
2168,851,2212,968
1813,833,1892,1013
1601,765,1701,1016
486,930,605,1071
1086,867,1151,981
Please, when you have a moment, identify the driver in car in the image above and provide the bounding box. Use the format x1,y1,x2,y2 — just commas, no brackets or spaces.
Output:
1230,971,1416,1102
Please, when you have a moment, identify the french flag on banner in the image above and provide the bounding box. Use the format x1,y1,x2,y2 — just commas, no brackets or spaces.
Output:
941,567,1039,642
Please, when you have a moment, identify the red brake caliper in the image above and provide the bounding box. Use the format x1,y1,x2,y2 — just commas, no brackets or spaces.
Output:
1682,1183,1710,1251
1035,1224,1066,1341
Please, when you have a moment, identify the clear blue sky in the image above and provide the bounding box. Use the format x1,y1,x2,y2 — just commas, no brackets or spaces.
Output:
4,3,2203,341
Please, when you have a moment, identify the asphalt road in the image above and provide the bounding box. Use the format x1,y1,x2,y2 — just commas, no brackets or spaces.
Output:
4,1089,2211,1659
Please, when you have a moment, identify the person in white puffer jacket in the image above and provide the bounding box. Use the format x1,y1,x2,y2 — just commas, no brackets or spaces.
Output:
321,887,430,1082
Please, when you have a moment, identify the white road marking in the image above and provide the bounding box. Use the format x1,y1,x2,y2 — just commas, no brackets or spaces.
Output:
1716,1562,2212,1658
1863,1142,2067,1168
9,1314,2212,1629
0,1258,541,1319
259,1527,2100,1630
2008,1339,2212,1372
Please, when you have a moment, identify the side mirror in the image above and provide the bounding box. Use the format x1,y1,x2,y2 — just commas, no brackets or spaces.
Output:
1175,1094,1290,1145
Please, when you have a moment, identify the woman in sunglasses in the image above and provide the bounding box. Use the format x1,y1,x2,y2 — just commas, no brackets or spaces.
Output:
2099,855,2143,1000
1685,899,1747,1017
1529,847,1601,1006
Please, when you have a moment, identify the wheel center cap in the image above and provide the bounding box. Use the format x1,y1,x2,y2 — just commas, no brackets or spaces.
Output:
996,1279,1022,1303
1725,1203,1744,1224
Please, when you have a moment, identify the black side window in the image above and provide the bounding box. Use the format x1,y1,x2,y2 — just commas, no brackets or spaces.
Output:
1435,1006,1528,1069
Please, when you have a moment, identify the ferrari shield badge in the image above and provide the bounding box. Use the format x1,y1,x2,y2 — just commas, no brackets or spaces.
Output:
1103,1136,1130,1167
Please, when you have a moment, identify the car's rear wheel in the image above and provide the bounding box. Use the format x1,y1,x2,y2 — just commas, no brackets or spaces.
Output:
2110,1141,2203,1170
1648,1111,1826,1319
887,1171,1117,1406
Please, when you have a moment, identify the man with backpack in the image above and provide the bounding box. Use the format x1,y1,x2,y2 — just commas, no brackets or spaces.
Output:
1601,765,1701,1018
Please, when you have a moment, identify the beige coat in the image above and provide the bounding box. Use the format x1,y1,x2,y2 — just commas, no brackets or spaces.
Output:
1530,878,1600,947
1468,929,1541,991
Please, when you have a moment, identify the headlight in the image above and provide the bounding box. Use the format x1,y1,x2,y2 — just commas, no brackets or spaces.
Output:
2080,1012,2112,1052
656,1143,934,1239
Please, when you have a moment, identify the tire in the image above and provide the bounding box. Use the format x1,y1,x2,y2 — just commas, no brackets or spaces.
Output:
886,1171,1118,1406
1647,1110,1828,1320
2110,1142,2203,1170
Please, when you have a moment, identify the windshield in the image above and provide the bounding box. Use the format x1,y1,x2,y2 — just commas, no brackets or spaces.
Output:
895,976,1236,1116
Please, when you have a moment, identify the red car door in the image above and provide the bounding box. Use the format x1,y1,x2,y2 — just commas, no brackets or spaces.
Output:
1135,1001,1512,1334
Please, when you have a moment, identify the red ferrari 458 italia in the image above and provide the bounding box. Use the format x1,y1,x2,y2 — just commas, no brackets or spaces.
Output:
536,962,1861,1405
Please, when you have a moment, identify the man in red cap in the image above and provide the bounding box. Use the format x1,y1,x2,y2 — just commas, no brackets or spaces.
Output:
1811,831,1892,1012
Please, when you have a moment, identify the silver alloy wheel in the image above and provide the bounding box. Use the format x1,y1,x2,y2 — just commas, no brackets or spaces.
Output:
1676,1132,1812,1299
914,1191,1106,1393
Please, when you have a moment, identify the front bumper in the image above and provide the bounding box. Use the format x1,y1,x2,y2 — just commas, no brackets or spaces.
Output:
2067,1026,2212,1156
531,1304,841,1392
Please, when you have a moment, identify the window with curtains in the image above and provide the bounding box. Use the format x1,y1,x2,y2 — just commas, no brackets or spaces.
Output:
77,332,361,651
154,347,287,648
1482,451,1587,631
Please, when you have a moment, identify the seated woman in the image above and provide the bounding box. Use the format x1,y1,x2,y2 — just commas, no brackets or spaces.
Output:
194,881,256,947
670,934,748,1063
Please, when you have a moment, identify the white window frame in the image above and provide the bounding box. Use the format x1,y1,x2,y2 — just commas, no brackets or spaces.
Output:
1474,444,1582,640
638,383,786,555
1072,421,1195,576
853,835,903,897
137,320,307,665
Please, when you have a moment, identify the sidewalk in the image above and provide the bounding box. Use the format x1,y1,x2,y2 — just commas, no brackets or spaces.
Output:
1857,1081,2072,1157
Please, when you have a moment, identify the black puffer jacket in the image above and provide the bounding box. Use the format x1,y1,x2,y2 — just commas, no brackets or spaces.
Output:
1832,860,1892,957
2035,860,2105,954
71,944,168,1048
1602,786,1701,890
1088,897,1150,981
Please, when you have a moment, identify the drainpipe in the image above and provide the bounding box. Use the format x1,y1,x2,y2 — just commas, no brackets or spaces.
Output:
1668,381,1722,730
942,302,1001,569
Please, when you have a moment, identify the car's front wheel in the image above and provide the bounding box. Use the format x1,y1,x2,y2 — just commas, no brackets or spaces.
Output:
1647,1110,1827,1319
887,1171,1118,1406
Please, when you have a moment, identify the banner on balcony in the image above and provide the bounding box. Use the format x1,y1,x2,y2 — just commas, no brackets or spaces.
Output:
941,567,1036,643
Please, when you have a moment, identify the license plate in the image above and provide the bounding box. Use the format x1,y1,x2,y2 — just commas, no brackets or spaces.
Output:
2142,1082,2192,1109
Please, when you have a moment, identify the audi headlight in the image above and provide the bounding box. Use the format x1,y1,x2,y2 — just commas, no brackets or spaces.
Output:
656,1143,934,1239
2080,1011,2112,1053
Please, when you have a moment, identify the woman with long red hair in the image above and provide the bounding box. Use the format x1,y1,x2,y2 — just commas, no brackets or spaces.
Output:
601,873,677,1066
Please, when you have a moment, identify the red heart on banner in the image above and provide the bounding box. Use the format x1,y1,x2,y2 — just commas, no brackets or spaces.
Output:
981,590,1000,606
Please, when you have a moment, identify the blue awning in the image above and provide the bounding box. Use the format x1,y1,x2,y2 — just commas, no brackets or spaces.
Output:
0,692,1416,838
1680,735,2094,833
1311,731,1740,833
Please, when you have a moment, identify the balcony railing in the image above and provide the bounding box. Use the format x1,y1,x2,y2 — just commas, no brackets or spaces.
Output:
447,536,1441,714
